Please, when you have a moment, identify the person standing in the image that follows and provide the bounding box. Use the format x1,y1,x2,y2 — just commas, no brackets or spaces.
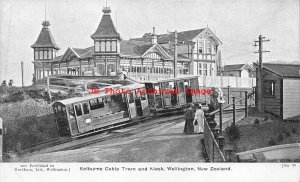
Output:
183,103,195,134
194,104,205,134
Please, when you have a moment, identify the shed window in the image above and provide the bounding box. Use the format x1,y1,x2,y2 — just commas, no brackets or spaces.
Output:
75,104,82,116
263,80,275,96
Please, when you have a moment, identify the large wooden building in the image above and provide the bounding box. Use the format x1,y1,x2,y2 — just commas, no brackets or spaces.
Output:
254,63,300,120
31,6,222,81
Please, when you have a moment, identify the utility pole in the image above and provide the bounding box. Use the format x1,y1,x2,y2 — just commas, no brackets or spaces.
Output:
253,35,270,112
174,30,178,78
21,61,24,87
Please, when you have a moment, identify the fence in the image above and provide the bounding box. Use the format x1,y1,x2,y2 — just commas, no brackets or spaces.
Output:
203,90,256,162
204,118,226,162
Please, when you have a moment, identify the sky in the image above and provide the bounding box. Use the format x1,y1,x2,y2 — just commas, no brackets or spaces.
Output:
0,0,299,86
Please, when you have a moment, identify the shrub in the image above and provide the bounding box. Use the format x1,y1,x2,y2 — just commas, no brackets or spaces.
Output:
291,128,297,134
226,124,241,141
6,90,25,102
268,138,276,146
284,131,291,137
277,133,284,142
254,118,260,125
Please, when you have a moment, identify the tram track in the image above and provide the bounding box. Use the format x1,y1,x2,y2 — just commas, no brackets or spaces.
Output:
19,106,248,157
19,112,185,156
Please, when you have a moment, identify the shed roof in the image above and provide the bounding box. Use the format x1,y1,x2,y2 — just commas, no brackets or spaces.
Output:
254,62,300,78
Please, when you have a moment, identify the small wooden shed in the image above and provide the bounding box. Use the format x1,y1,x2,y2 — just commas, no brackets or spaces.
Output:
254,63,300,121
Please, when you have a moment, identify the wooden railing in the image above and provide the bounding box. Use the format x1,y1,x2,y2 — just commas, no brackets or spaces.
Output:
203,90,255,162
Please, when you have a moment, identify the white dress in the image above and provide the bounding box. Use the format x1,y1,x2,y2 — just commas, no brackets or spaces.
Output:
194,109,205,133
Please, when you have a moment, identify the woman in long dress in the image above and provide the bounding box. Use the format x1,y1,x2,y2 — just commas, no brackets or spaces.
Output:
194,104,205,134
183,103,195,134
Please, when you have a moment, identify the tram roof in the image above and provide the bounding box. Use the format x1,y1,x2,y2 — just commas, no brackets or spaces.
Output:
143,75,199,84
52,84,123,106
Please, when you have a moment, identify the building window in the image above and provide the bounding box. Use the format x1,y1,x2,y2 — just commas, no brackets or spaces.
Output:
39,50,43,59
106,41,111,52
48,50,52,59
111,41,117,52
198,42,203,54
100,42,105,52
198,63,202,75
95,42,100,52
44,51,48,59
35,51,39,60
263,80,275,97
207,43,212,54
203,63,207,75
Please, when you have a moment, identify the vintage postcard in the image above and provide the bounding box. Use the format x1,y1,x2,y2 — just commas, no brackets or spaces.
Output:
0,0,299,181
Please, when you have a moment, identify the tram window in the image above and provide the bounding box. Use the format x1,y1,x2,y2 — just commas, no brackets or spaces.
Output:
82,103,89,115
141,92,146,100
135,90,141,98
68,106,75,119
129,93,134,103
89,98,104,110
75,104,82,116
57,105,62,112
178,82,185,93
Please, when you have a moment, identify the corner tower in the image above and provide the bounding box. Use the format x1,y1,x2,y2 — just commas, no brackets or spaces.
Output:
91,6,121,76
31,21,59,80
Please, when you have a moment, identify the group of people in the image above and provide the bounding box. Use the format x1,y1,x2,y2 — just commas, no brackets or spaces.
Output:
183,103,205,134
183,87,225,134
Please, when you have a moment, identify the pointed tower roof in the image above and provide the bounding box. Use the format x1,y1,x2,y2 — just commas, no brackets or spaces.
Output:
91,6,120,39
31,21,60,49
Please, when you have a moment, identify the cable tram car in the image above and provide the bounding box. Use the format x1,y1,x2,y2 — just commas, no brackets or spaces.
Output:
51,83,150,137
144,75,208,115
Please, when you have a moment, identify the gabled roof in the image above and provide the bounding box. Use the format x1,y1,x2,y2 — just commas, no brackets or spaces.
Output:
223,64,251,72
131,29,206,43
31,21,59,49
254,62,300,78
158,29,205,43
91,7,120,39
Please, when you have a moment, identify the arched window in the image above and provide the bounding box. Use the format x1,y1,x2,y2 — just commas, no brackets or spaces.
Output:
95,42,100,52
111,41,117,52
106,41,111,52
39,51,43,59
44,51,48,59
100,42,105,52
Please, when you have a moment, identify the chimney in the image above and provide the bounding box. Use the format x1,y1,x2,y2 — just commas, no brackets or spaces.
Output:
151,27,157,44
